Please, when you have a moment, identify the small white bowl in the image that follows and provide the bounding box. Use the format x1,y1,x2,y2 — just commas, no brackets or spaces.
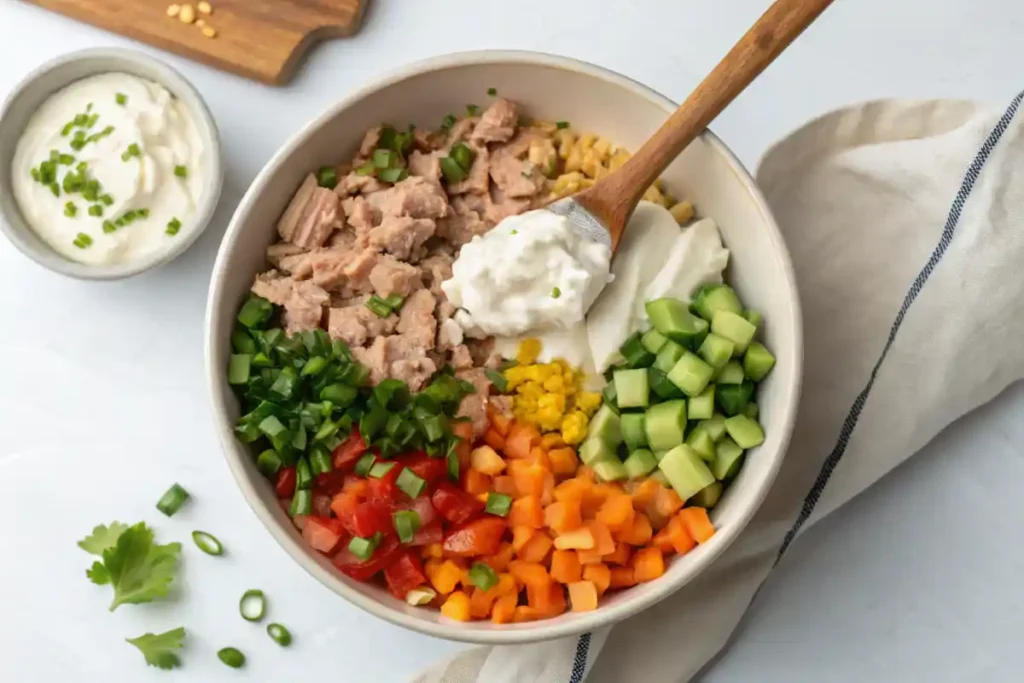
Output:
206,51,803,644
0,48,223,280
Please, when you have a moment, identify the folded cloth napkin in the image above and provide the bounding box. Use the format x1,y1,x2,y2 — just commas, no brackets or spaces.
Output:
411,92,1024,683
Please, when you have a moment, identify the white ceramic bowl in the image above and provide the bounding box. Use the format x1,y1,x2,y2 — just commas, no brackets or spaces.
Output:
0,48,223,280
205,51,802,644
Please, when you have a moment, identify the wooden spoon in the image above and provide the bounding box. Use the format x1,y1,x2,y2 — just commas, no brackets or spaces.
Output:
549,0,835,251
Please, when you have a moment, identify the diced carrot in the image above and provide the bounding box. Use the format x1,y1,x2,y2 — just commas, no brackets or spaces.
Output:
554,477,590,504
550,549,583,584
464,468,492,495
508,560,550,589
469,573,517,618
568,581,599,612
650,528,674,555
653,485,684,520
630,478,660,509
540,472,556,506
491,592,518,624
576,547,603,565
544,500,583,532
494,475,517,496
483,429,506,452
423,543,444,559
576,465,596,482
430,560,466,595
609,566,636,589
424,557,443,582
548,447,579,476
441,590,472,621
581,484,614,519
541,433,566,450
582,563,611,594
596,492,636,532
666,515,696,555
553,527,595,550
508,495,544,528
471,445,506,475
514,605,544,622
518,531,554,563
589,521,616,556
615,512,653,546
484,542,515,572
542,581,567,616
529,446,552,470
606,542,632,566
453,421,475,471
632,547,665,583
505,422,541,459
512,462,547,498
511,525,535,552
678,507,716,543
487,404,513,437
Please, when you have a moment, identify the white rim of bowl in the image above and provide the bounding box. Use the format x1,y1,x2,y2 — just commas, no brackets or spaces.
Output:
0,47,223,280
206,49,804,644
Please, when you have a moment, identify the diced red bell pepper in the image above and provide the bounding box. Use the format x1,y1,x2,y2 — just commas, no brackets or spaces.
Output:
332,429,368,470
349,499,395,538
442,517,507,557
431,481,485,525
333,536,402,582
313,469,349,495
401,452,448,486
330,491,361,531
312,493,333,518
274,467,297,497
396,495,438,527
383,550,428,599
367,463,405,501
341,474,371,498
409,521,444,546
301,516,346,553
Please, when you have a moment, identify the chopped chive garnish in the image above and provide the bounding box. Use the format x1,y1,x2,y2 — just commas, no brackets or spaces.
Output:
377,167,408,183
355,160,375,176
137,208,150,218
446,437,461,481
61,122,74,136
191,530,224,556
76,161,87,173
289,489,311,517
266,623,292,647
354,453,376,477
73,114,87,126
551,286,562,298
100,194,114,206
316,166,337,189
121,143,141,162
484,369,508,393
217,647,245,669
58,153,75,165
440,114,457,131
156,483,190,516
440,156,467,183
396,469,426,499
365,295,393,318
88,204,103,217
382,294,405,311
555,121,570,129
30,168,40,182
86,102,93,112
368,461,395,479
116,92,127,105
166,217,182,236
487,87,497,96
348,535,378,561
485,492,512,517
174,165,188,178
102,220,116,233
49,183,60,197
73,232,92,248
466,104,480,116
70,139,85,151
64,202,77,218
295,458,313,489
49,149,60,162
255,449,283,477
239,589,266,622
393,510,421,543
510,229,518,235
467,562,498,591
85,113,98,128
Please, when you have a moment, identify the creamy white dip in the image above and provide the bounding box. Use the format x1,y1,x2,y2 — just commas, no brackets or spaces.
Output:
11,73,205,266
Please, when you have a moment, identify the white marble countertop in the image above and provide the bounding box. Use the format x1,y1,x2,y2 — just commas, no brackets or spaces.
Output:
2,0,1023,681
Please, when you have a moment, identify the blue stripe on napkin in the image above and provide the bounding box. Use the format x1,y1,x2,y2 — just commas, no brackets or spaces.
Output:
569,631,592,682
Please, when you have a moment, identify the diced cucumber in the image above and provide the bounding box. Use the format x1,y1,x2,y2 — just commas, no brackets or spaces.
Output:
614,368,650,409
648,367,684,400
712,437,745,480
716,379,754,417
667,352,714,397
716,360,745,384
619,333,655,368
693,284,743,322
644,400,687,451
602,380,618,410
686,425,717,462
623,449,658,479
701,414,728,442
579,437,616,465
690,481,723,509
698,333,734,370
621,412,648,450
724,414,765,449
641,329,668,354
650,470,671,486
658,444,715,500
653,450,670,462
744,402,759,419
587,404,622,446
645,298,709,348
711,310,757,355
743,341,776,381
593,458,628,482
743,309,762,330
653,340,686,373
688,386,715,420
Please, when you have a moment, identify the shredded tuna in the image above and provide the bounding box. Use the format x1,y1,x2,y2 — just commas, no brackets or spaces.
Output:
419,252,454,295
396,289,437,351
251,271,329,335
352,335,437,391
368,216,436,260
276,174,341,248
450,344,473,368
408,150,443,184
359,126,382,158
327,297,399,347
449,144,490,195
369,255,422,298
414,128,447,151
447,117,479,145
486,187,532,224
471,99,518,144
489,153,546,198
342,195,375,235
455,368,492,436
377,176,450,219
337,172,387,196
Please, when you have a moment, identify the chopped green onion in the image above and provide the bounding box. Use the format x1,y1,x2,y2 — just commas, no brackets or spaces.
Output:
73,232,93,249
295,458,313,489
217,647,245,669
309,447,332,476
319,383,358,406
172,165,187,179
510,229,518,235
156,483,190,516
355,160,375,176
289,489,312,517
382,294,405,311
440,157,467,183
64,202,77,218
354,453,376,477
396,469,426,499
58,153,75,165
498,358,517,372
419,413,446,442
365,295,393,318
450,143,475,172
393,509,421,543
374,378,409,409
121,143,141,162
100,194,114,206
102,220,116,233
446,437,461,481
73,114,87,126
300,355,328,377
239,589,266,622
373,149,396,169
316,165,338,189
368,461,395,479
266,623,292,646
116,92,127,105
485,492,512,517
405,587,437,605
137,208,150,218
467,562,499,591
192,530,224,556
256,449,283,476
551,286,561,299
49,183,60,197
227,354,251,385
88,204,104,217
466,104,480,116
348,535,378,561
484,369,508,393
555,121,570,129
377,167,408,183
85,113,98,128
166,217,182,235
440,114,457,131
487,87,497,96
61,122,74,136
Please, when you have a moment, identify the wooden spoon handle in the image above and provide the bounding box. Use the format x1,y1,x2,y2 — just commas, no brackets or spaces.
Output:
580,0,835,249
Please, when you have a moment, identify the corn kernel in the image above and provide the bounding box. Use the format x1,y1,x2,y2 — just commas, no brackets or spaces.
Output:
669,201,695,224
517,338,542,365
178,3,195,23
609,150,631,171
592,137,612,161
166,3,181,17
577,133,597,152
643,183,668,206
197,0,213,13
564,147,584,174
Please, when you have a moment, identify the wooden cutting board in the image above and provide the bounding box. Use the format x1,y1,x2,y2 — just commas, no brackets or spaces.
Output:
21,0,367,85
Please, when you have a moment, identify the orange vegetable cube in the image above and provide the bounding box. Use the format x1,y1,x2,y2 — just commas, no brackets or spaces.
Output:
540,472,556,506
553,527,595,550
423,543,444,559
471,445,506,475
582,563,611,594
544,500,583,532
487,405,513,437
452,422,475,470
430,560,466,595
615,512,653,546
493,475,517,496
540,581,567,616
596,492,636,532
666,516,696,555
508,560,550,588
575,465,596,482
541,433,566,450
469,573,517,618
548,447,579,476
581,484,614,519
550,549,583,584
464,468,492,495
554,477,590,504
608,566,636,589
508,495,544,528
517,531,554,563
491,593,518,624
630,478,661,509
653,485,684,519
678,507,716,543
484,542,515,572
424,557,443,581
606,542,632,566
514,605,543,622
440,590,472,621
483,428,506,452
512,462,548,498
576,547,604,565
632,547,665,583
589,521,616,556
505,422,541,459
568,581,599,612
530,446,552,469
512,525,536,552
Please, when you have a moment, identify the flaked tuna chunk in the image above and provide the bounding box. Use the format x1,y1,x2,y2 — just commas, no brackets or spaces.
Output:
471,99,519,144
278,251,318,279
455,368,492,437
450,344,473,369
485,187,532,224
359,126,382,158
327,298,398,347
490,395,513,417
495,128,547,160
341,195,375,236
414,128,447,151
448,144,490,195
251,271,329,335
447,117,479,145
369,255,422,298
467,337,501,368
489,153,546,198
397,289,437,351
341,248,380,289
408,150,443,184
419,252,454,295
267,243,305,264
337,172,386,196
376,176,450,219
327,227,359,250
352,335,438,391
276,174,341,248
438,197,491,246
368,216,436,260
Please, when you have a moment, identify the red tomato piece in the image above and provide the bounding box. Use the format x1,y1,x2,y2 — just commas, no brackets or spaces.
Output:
431,482,485,525
313,469,349,496
341,474,371,498
401,452,448,486
442,517,507,557
311,493,333,518
332,429,368,470
383,550,428,599
367,463,405,501
333,536,402,582
350,499,395,538
301,516,345,553
397,495,438,527
274,467,296,498
409,521,444,546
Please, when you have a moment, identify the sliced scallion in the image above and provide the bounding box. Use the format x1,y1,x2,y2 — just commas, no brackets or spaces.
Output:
467,562,498,591
239,589,266,622
295,457,313,489
192,530,224,556
156,483,190,517
228,354,251,385
466,104,480,116
450,142,475,172
174,165,188,178
393,509,421,543
354,453,376,477
484,369,508,393
348,535,378,561
309,447,332,476
237,296,272,328
396,469,426,500
368,461,395,479
555,121,570,129
64,202,77,218
440,156,467,184
355,160,375,176
378,167,408,183
316,166,338,188
266,623,292,646
485,492,512,517
446,437,461,481
365,295,393,318
440,114,457,131
551,286,562,299
116,92,127,106
382,294,405,311
372,149,396,169
217,647,245,669
289,489,312,517
486,87,497,96
256,449,283,476
405,587,437,605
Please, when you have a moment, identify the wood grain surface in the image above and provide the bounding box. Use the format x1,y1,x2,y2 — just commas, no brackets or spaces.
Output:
21,0,367,85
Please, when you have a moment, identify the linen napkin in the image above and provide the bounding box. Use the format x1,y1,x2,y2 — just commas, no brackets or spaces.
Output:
411,92,1024,683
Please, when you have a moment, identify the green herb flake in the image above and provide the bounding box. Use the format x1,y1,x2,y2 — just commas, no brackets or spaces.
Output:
510,229,518,235
440,114,457,132
77,520,181,611
166,217,182,236
102,220,116,234
487,87,497,96
61,122,74,137
88,204,104,217
100,194,114,206
49,183,60,197
58,153,75,165
466,104,480,116
551,286,562,299
174,165,187,178
115,92,128,106
72,233,93,249
73,113,88,127
85,113,99,128
555,121,570,130
64,202,78,218
137,208,150,218
126,627,185,670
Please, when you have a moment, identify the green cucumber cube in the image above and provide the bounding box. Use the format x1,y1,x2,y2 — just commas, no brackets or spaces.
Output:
698,333,735,370
658,444,715,500
715,380,755,417
579,437,616,465
613,368,650,409
693,284,742,322
593,458,628,482
644,400,687,451
690,481,723,509
641,328,669,354
654,340,686,373
688,386,715,420
686,425,717,462
623,449,658,479
716,360,745,385
743,341,776,381
621,412,648,450
712,437,745,480
711,310,757,355
700,414,728,442
646,298,709,348
724,414,764,449
667,351,714,397
587,404,622,446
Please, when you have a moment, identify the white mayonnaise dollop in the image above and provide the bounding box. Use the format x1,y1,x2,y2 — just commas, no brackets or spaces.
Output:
11,73,206,266
442,209,613,337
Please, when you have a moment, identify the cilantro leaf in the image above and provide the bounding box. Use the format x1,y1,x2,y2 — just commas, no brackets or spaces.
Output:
86,561,110,585
78,522,129,555
126,627,186,669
